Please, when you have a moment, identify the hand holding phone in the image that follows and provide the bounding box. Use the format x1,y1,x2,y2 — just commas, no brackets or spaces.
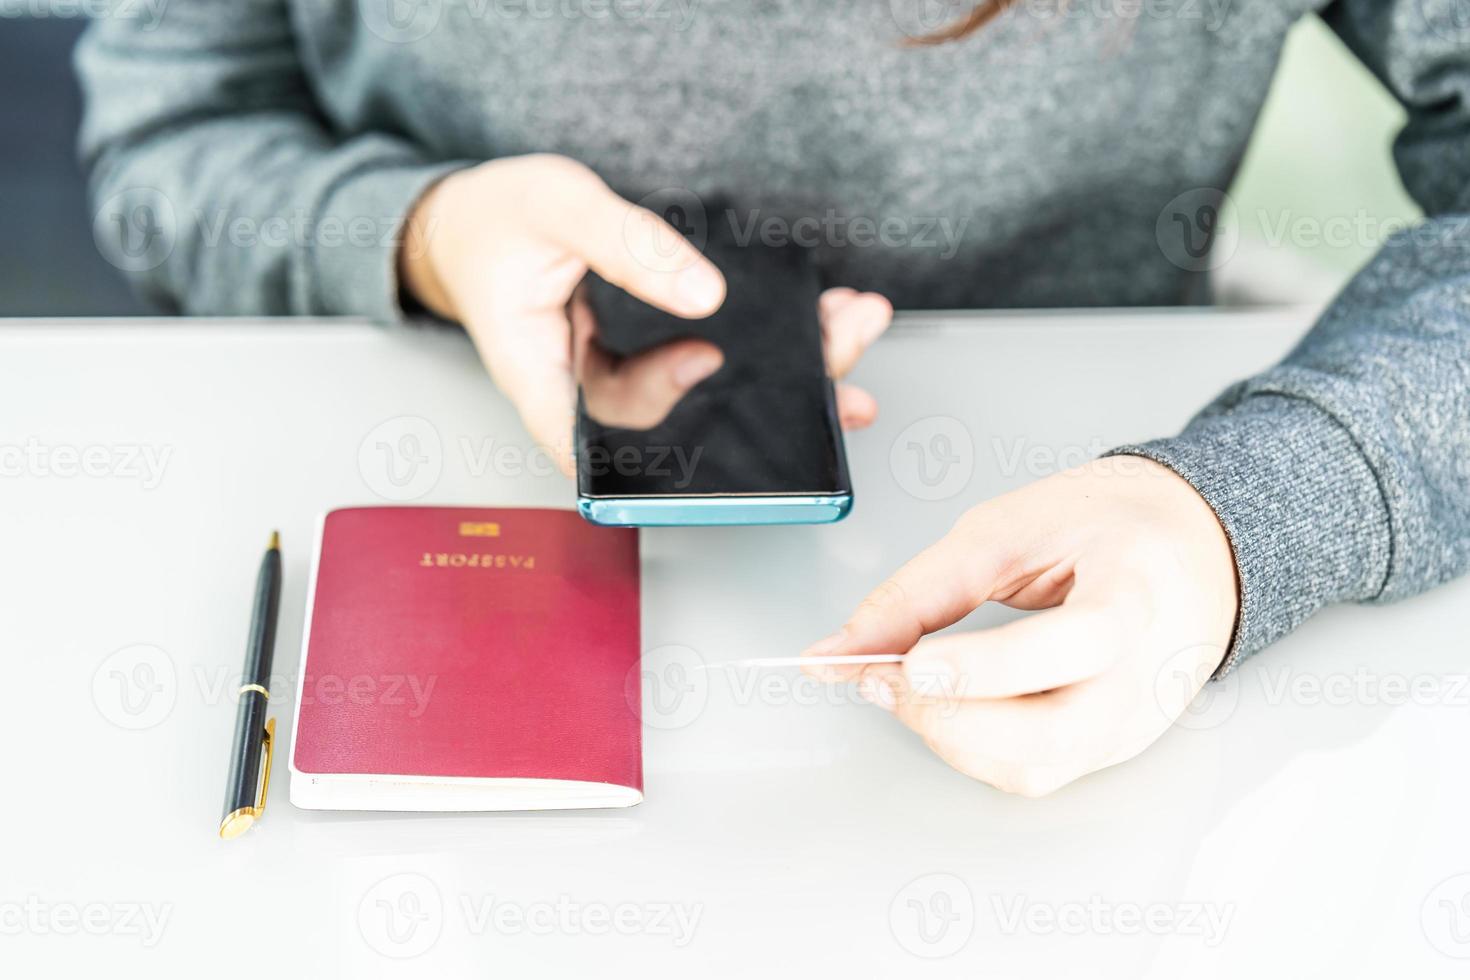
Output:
399,156,889,475
398,155,728,471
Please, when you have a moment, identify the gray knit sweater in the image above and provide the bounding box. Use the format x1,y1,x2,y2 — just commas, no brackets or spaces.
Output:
76,1,1470,672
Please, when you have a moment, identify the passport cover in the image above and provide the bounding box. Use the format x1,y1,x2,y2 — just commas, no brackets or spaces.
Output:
288,506,642,811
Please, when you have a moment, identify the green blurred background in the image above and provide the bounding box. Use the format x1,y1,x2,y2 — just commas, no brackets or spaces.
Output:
1227,18,1421,299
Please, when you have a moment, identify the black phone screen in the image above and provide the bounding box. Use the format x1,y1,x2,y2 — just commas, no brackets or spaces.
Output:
575,232,850,500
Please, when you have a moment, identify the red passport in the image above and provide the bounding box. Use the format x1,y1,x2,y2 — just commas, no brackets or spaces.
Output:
288,506,642,810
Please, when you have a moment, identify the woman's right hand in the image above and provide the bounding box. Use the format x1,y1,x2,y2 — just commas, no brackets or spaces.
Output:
398,154,892,475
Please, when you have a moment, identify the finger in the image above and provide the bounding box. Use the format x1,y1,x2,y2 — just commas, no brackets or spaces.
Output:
534,169,726,319
854,661,908,713
836,382,877,431
860,662,1111,797
468,303,578,476
818,286,859,315
820,289,893,379
581,339,724,429
902,598,1136,701
570,295,724,430
801,520,1007,681
503,383,577,476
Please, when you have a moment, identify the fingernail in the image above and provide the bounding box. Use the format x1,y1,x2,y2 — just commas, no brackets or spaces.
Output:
906,657,956,698
801,630,847,658
675,265,724,313
672,350,723,388
858,677,896,711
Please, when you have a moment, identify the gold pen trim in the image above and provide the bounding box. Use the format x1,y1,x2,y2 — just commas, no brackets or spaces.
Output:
238,683,270,699
219,717,275,840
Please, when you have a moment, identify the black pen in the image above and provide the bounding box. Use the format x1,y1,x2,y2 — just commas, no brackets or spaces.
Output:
220,531,282,840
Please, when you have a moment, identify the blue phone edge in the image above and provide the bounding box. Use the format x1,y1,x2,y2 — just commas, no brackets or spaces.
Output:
578,494,853,527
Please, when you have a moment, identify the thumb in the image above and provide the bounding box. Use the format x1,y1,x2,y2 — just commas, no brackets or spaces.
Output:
802,519,1006,682
535,170,726,320
571,293,724,430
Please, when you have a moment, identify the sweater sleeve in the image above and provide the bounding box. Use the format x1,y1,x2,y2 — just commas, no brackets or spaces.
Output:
75,0,469,321
1108,0,1470,674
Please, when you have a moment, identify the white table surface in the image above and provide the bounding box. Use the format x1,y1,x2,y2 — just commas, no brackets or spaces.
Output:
3,309,1468,979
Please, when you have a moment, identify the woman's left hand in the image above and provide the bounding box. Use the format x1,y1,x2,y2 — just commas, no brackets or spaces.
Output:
802,456,1239,797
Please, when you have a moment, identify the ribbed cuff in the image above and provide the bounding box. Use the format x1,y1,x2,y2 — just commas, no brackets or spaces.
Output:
1106,393,1392,675
307,159,469,323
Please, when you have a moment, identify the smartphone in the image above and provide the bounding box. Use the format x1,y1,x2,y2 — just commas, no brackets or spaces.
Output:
574,229,853,527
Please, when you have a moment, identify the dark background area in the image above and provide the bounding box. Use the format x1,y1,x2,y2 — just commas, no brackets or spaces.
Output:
0,16,148,316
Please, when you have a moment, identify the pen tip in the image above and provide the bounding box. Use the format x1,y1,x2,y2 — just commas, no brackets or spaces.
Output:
268,530,280,551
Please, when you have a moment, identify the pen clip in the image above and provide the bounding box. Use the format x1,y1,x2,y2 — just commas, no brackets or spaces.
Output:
255,717,276,818
220,716,275,840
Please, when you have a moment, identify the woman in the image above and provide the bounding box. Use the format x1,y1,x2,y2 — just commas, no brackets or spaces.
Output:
78,0,1470,795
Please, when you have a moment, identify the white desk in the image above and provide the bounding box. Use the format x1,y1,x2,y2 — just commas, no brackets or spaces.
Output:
3,310,1467,978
